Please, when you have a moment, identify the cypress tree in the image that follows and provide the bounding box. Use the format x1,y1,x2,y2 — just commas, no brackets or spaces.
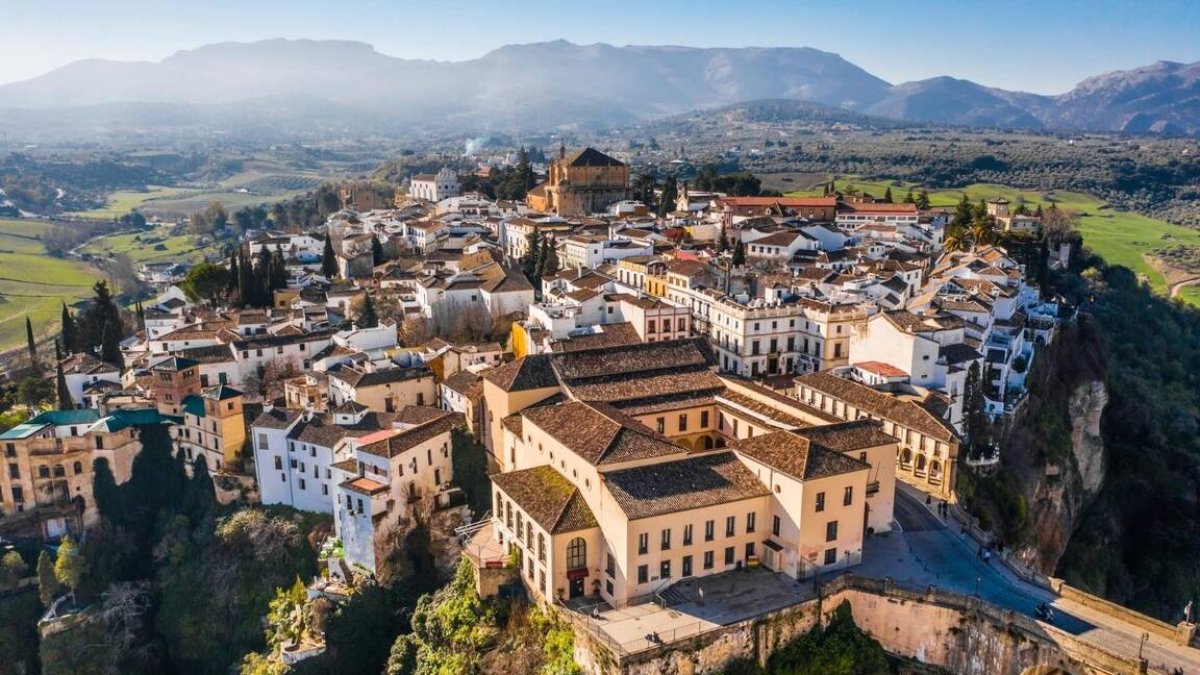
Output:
883,187,893,203
56,361,72,410
54,338,62,362
228,249,241,295
321,232,338,278
717,227,730,253
371,234,385,266
903,190,915,204
60,302,77,355
916,189,931,210
731,239,747,267
37,550,58,608
354,293,379,329
237,249,255,308
270,244,288,292
540,236,560,277
25,317,36,362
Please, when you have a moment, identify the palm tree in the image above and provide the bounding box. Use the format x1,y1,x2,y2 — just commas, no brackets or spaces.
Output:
943,225,969,253
633,173,657,207
970,217,997,247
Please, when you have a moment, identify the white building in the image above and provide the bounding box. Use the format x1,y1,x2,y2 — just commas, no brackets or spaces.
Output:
409,168,460,202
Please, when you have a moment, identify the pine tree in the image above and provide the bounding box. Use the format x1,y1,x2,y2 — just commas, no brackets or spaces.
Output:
883,187,894,203
237,249,254,308
25,317,36,362
135,302,145,334
520,230,543,281
83,280,124,369
916,189,931,210
60,302,77,355
55,361,72,410
731,239,746,267
371,235,385,266
717,227,730,253
37,550,58,608
54,338,62,362
951,195,973,230
269,244,288,292
321,231,338,278
228,249,241,296
354,293,379,328
658,178,678,218
903,190,915,204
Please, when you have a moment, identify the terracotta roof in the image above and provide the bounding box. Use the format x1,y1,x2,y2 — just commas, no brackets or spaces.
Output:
795,372,957,443
853,361,908,378
551,337,712,381
735,430,869,482
603,451,770,520
328,365,433,389
565,368,724,404
550,323,642,353
491,465,597,534
838,202,918,214
521,400,685,467
357,412,463,459
483,354,558,392
718,197,836,208
793,420,897,452
442,370,483,399
343,476,388,496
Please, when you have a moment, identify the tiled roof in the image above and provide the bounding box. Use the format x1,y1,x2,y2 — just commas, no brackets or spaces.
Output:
491,465,598,534
853,361,908,378
550,323,642,353
603,451,770,520
795,372,957,443
328,365,433,389
793,420,897,452
482,354,558,392
521,400,684,467
250,407,303,430
735,430,869,481
357,412,462,459
565,368,724,404
551,337,712,381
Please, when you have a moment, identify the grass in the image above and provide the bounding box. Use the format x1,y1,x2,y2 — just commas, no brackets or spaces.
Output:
0,220,100,353
1178,285,1200,306
66,186,189,220
79,224,213,265
785,175,1200,302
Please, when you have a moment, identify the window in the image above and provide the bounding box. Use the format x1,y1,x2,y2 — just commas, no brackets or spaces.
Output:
73,461,83,475
12,487,23,503
537,534,546,562
299,478,306,490
704,520,714,542
322,484,328,495
824,548,837,565
725,515,736,537
678,414,687,432
682,555,693,577
700,411,709,428
661,528,671,551
38,466,49,479
826,521,839,542
683,524,693,546
660,559,671,579
606,553,615,577
638,533,649,555
566,537,587,570
843,486,853,506
724,546,735,565
746,512,756,533
772,515,781,536
745,542,755,559
703,551,714,570
815,491,826,512
656,417,665,434
637,565,648,584
647,320,656,334
9,463,19,479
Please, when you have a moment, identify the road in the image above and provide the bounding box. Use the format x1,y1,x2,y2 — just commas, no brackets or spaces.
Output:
872,486,1200,673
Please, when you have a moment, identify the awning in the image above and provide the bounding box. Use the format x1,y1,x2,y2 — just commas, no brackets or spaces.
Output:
762,539,783,552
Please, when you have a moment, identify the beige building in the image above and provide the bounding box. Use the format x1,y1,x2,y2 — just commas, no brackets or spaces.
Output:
174,385,247,473
526,147,629,217
327,365,437,413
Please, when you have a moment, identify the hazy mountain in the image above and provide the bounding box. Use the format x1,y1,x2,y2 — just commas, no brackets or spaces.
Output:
1,39,1198,140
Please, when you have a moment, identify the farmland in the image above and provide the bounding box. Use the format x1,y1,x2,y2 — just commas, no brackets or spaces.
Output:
78,224,216,265
67,171,328,221
783,176,1200,302
0,218,101,354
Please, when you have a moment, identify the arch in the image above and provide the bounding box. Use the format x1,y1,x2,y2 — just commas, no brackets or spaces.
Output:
900,448,912,467
702,436,715,451
916,454,927,472
714,436,728,448
37,465,50,479
566,537,587,570
73,461,84,475
53,464,65,478
930,459,942,478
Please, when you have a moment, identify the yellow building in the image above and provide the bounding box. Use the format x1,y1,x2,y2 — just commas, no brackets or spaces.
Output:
526,147,628,217
175,385,247,473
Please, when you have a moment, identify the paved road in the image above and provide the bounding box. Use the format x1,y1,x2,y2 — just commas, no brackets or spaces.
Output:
881,486,1200,673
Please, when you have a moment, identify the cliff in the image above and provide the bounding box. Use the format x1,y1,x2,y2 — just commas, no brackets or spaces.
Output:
960,319,1108,573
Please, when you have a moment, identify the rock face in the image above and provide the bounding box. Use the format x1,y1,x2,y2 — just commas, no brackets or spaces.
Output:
1017,379,1109,573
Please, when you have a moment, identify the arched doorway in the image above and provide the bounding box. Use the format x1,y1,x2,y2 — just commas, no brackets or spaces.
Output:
566,537,587,599
915,454,927,475
900,448,912,468
702,436,715,450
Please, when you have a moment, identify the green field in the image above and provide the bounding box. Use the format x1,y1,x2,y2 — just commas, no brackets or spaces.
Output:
79,224,214,265
68,170,327,220
786,176,1200,301
66,186,190,219
0,219,101,354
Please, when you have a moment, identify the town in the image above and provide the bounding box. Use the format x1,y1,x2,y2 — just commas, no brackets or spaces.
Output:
2,144,1197,675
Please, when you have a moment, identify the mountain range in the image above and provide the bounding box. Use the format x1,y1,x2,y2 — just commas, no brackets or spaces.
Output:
2,39,1199,140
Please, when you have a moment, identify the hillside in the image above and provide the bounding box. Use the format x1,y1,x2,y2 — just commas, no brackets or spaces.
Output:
4,39,1200,139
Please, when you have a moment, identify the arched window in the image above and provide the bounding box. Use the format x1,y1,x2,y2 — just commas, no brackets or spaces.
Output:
930,460,942,478
900,448,912,467
916,454,927,472
537,533,546,562
53,465,65,478
73,461,84,475
566,537,587,571
38,465,50,479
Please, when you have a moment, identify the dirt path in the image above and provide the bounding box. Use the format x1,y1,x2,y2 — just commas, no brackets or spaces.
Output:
1169,275,1200,297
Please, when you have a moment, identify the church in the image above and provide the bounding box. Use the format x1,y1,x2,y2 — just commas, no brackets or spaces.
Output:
526,146,629,217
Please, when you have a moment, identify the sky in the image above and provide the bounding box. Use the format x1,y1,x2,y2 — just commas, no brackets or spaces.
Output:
4,0,1200,93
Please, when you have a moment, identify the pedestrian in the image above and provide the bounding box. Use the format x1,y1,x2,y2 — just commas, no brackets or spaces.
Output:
698,587,705,606
926,494,932,506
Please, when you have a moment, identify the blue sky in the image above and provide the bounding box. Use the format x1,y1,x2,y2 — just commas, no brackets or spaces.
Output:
4,0,1199,93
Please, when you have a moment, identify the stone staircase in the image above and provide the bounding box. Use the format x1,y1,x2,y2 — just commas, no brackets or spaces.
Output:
657,584,690,608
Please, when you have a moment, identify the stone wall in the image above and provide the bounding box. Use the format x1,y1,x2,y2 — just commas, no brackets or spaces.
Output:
574,576,1148,675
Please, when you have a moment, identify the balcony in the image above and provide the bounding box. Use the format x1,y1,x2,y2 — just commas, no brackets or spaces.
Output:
866,481,880,496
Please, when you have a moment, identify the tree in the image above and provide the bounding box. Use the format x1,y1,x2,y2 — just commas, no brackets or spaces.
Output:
61,302,78,355
372,235,386,266
951,195,973,230
539,236,560,278
520,229,543,282
883,187,893,203
321,232,338,278
56,360,72,410
228,250,241,297
182,263,232,306
26,317,36,362
17,376,53,408
916,188,931,210
632,173,657,207
54,337,62,362
269,245,288,293
0,550,27,591
55,535,86,605
450,428,490,518
943,225,969,253
81,280,125,368
37,550,58,607
964,361,988,453
717,226,730,253
354,294,379,329
236,249,256,308
903,190,915,204
731,239,746,267
658,177,678,217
